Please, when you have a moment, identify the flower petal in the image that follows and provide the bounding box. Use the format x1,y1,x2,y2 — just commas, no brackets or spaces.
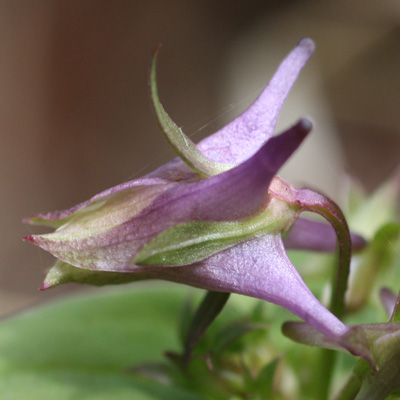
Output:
390,289,400,323
140,118,310,226
379,288,397,320
197,38,315,164
283,217,367,252
154,235,349,340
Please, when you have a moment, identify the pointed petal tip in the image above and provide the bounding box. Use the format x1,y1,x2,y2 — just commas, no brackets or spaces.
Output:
39,282,51,291
255,118,312,176
298,37,315,53
23,213,47,225
297,117,313,134
23,235,36,244
291,118,313,144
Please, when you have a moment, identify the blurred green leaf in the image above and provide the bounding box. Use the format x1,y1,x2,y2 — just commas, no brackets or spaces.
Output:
182,291,230,365
348,171,399,240
347,222,400,312
0,284,203,400
255,358,279,398
211,321,269,356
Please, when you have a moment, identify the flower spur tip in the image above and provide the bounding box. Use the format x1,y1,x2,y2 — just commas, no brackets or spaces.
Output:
297,117,313,133
298,37,315,52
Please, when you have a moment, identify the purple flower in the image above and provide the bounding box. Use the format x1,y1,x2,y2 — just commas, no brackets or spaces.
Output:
24,39,370,361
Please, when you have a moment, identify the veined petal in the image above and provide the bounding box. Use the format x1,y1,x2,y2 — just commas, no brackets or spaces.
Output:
154,235,349,340
197,38,315,164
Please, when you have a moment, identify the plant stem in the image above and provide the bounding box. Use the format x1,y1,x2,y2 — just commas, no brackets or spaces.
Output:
333,374,362,400
333,360,369,400
297,191,353,399
313,349,337,400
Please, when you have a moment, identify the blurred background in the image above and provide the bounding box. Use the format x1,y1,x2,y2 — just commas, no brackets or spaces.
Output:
1,0,399,315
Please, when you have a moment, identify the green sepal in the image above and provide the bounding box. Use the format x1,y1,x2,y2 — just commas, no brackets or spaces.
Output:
356,330,400,400
150,49,234,177
42,260,144,289
134,198,298,266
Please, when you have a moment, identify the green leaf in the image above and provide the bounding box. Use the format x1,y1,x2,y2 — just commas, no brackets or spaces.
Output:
348,170,400,240
255,359,280,398
150,49,234,177
182,291,230,365
134,198,297,266
0,284,203,399
211,321,269,356
347,222,400,313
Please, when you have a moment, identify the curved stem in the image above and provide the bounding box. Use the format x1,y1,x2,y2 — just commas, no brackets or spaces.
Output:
274,186,352,399
293,189,352,319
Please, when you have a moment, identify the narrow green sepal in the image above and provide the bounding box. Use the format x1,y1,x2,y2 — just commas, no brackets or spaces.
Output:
41,260,143,290
150,49,234,177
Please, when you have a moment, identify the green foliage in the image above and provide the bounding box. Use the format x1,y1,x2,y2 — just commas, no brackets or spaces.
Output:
0,285,203,400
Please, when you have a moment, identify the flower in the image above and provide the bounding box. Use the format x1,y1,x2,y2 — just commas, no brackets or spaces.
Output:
24,38,370,361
